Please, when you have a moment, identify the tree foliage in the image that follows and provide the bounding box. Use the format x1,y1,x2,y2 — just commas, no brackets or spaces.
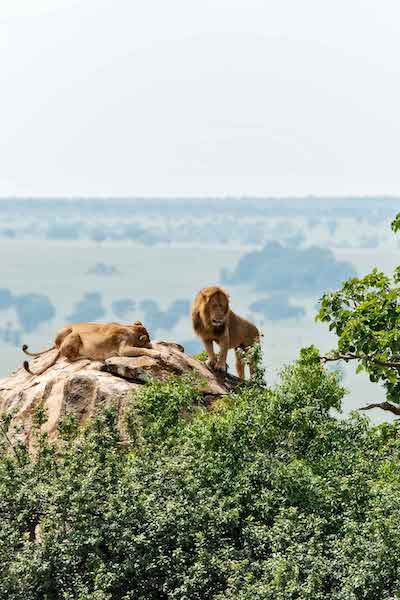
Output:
317,212,400,412
1,353,400,598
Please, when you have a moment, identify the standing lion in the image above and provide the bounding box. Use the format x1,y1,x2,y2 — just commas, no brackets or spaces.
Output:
191,286,259,379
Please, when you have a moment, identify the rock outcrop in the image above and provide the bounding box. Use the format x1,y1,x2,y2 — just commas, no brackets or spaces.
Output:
0,341,239,450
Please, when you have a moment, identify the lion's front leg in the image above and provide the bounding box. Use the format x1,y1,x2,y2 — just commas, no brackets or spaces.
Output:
204,339,217,368
215,333,230,372
118,344,160,359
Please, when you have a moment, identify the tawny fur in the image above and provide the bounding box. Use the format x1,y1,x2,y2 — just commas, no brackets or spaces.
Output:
23,321,160,376
191,286,259,379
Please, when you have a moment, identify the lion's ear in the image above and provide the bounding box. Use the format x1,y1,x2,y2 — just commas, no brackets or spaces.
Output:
133,320,143,326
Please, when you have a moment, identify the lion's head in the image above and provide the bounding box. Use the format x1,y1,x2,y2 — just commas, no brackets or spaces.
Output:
194,286,230,332
130,321,152,348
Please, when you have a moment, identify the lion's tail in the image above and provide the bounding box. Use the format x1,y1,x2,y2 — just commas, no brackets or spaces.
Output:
23,350,61,376
22,344,56,357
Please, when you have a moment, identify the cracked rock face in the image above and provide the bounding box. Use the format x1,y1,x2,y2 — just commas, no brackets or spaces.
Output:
0,341,235,450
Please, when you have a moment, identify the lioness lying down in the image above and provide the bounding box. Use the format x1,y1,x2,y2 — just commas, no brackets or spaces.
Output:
23,321,160,376
192,286,260,379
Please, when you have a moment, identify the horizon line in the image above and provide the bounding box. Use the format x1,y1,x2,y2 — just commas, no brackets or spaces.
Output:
0,195,399,201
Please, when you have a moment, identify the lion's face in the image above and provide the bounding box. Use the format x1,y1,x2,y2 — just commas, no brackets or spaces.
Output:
204,290,229,328
131,323,152,348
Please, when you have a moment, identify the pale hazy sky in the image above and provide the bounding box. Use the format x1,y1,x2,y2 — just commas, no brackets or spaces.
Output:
1,0,400,196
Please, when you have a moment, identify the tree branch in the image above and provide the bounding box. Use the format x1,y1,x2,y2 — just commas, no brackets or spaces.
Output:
320,353,358,364
320,353,400,370
360,401,400,416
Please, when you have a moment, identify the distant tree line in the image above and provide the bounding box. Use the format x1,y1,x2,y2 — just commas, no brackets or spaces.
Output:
222,241,356,294
0,289,55,333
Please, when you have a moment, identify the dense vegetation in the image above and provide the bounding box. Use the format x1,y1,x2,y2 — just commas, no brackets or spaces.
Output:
1,349,400,599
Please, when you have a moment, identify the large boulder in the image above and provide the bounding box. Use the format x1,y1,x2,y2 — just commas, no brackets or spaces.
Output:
0,341,239,451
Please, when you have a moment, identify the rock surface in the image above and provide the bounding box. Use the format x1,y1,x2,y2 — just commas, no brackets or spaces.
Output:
0,341,239,450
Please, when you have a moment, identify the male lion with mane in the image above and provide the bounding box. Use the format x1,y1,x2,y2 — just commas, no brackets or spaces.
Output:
192,286,259,379
23,321,159,376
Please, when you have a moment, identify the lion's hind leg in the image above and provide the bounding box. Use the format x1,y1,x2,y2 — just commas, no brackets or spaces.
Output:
55,327,73,348
235,349,245,379
60,333,82,362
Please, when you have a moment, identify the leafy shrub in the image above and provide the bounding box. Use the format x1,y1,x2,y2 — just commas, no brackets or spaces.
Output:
193,350,209,362
317,211,400,411
1,354,400,598
235,338,266,387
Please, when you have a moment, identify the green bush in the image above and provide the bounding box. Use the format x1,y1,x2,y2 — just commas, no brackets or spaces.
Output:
317,211,400,409
1,355,400,599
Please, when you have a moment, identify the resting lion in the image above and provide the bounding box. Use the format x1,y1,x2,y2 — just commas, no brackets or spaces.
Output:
22,321,160,376
191,286,259,379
